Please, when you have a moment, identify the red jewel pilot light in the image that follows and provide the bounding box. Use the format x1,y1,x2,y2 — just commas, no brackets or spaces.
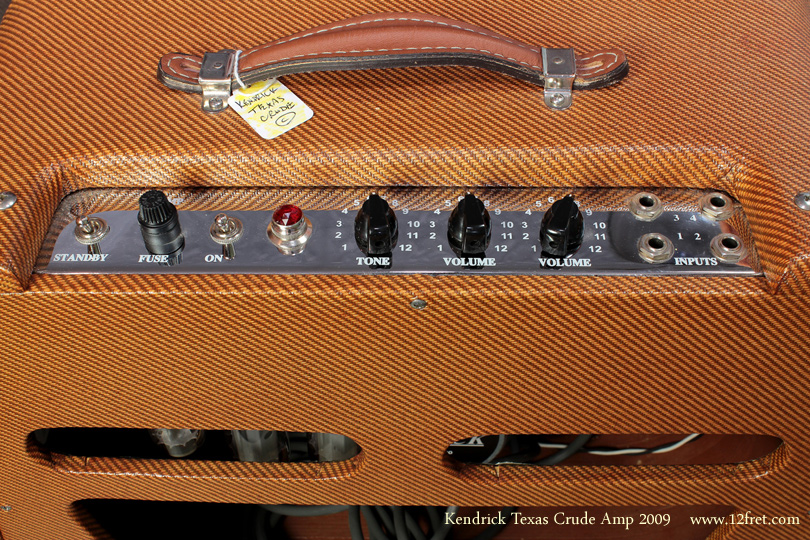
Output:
268,204,313,255
272,205,303,227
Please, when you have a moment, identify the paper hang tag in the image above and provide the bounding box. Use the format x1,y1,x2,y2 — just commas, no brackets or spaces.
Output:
227,80,313,140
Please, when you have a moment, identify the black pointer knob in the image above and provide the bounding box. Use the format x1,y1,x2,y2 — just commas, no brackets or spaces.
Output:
540,195,584,258
354,194,397,268
138,189,184,260
447,193,491,259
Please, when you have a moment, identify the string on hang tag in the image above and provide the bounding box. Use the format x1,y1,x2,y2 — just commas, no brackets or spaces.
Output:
233,50,246,89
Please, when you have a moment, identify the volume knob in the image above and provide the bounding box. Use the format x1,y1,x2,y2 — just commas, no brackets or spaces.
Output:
539,195,584,258
138,190,184,259
447,193,491,258
354,194,397,268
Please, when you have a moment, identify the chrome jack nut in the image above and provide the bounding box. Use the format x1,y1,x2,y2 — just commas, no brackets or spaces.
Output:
700,192,734,221
638,233,675,264
628,192,663,221
710,233,747,264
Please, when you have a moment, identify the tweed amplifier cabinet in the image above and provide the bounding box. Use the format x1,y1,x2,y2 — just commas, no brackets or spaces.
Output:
1,0,810,539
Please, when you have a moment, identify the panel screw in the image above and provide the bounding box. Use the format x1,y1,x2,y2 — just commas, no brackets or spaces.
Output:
550,94,566,107
209,98,224,110
410,299,427,310
795,192,810,211
0,505,10,512
0,192,17,210
553,56,564,65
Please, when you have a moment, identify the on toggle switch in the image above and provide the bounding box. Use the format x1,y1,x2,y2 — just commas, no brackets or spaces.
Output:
209,213,243,260
354,194,397,268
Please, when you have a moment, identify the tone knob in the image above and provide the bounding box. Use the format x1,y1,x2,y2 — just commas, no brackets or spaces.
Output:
540,195,584,258
447,193,491,258
355,195,397,268
138,189,184,260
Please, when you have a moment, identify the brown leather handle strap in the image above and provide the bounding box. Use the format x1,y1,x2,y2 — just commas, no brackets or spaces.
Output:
158,12,629,111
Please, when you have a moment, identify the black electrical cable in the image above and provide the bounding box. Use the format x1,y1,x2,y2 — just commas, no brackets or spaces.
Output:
260,504,351,517
534,434,593,465
578,434,704,455
268,511,284,529
254,509,270,540
392,507,408,540
426,507,440,533
472,507,516,540
361,505,390,540
349,506,364,540
430,506,458,540
374,506,395,534
404,510,428,540
260,503,517,540
491,434,593,466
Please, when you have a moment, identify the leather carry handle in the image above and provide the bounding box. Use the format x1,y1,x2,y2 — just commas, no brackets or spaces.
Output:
158,13,629,113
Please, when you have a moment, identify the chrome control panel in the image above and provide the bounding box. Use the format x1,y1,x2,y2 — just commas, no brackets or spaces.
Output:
36,188,759,276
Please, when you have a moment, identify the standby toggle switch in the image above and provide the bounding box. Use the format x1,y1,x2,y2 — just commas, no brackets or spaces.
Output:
354,194,397,268
73,215,110,255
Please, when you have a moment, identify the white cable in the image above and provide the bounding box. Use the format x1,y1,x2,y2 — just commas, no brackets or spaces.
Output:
538,434,701,456
651,433,701,453
481,434,507,464
587,447,648,456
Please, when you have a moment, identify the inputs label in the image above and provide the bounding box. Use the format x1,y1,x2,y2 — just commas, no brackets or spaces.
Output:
52,253,109,262
674,257,718,266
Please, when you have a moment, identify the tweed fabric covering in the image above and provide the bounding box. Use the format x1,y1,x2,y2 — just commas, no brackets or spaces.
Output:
0,0,809,539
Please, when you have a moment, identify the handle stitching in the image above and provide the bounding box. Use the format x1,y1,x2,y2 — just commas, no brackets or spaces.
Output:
576,52,620,76
166,49,622,84
247,46,544,71
241,17,542,63
166,56,202,81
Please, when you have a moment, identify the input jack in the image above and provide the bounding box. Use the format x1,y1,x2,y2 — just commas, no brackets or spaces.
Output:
628,192,663,221
710,233,747,263
638,233,675,264
699,192,734,221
